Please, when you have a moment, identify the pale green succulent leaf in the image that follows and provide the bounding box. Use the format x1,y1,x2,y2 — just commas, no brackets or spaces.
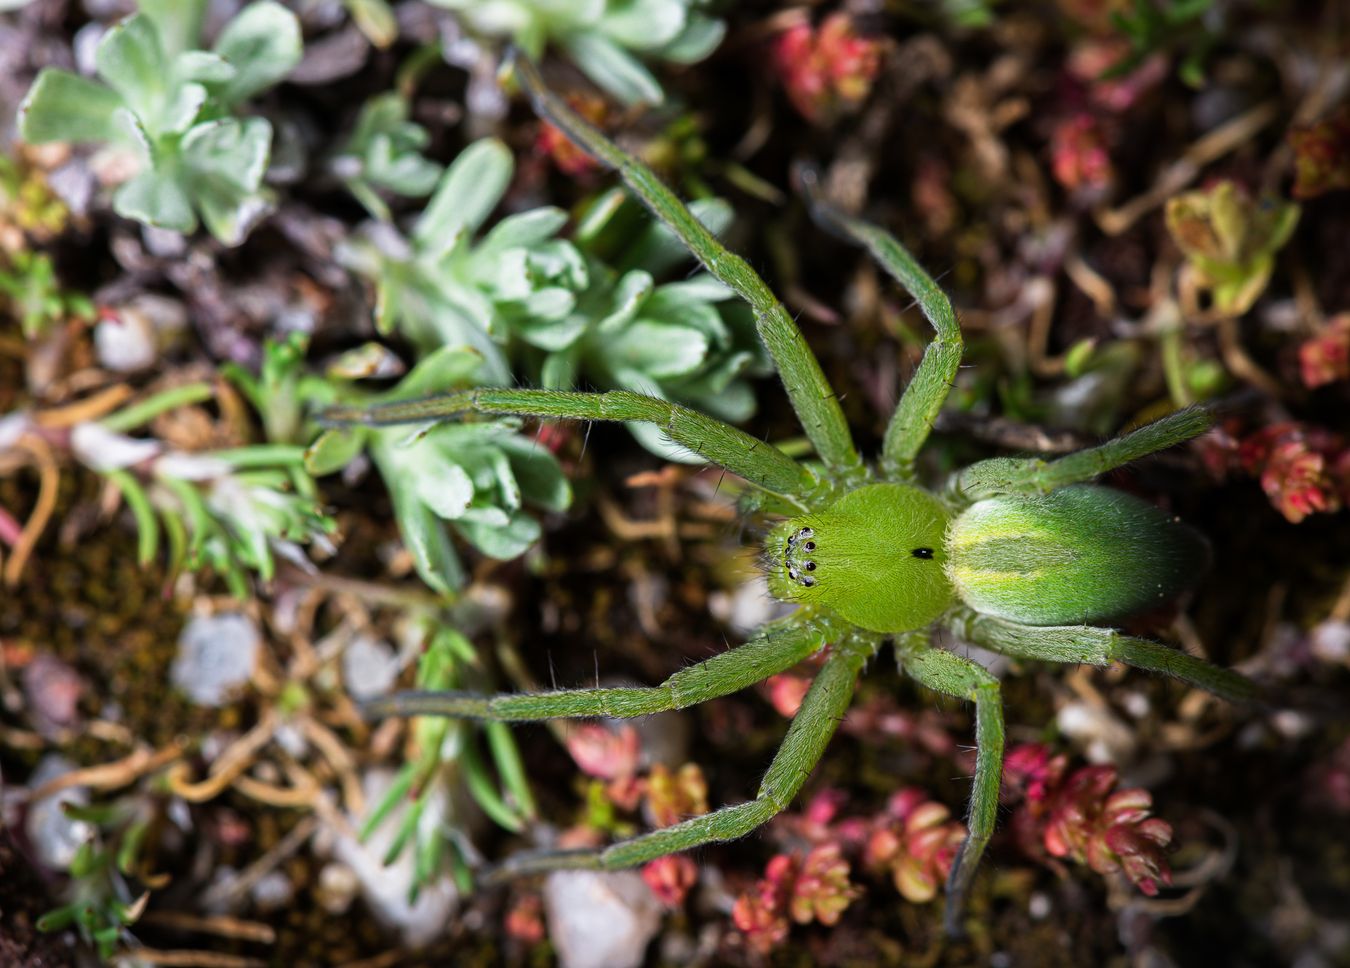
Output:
113,169,196,232
563,33,664,106
659,14,727,63
414,138,513,258
19,69,127,145
212,0,303,105
454,509,540,560
95,14,169,125
138,0,207,60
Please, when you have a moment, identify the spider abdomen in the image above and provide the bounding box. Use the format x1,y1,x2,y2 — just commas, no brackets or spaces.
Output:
946,485,1210,626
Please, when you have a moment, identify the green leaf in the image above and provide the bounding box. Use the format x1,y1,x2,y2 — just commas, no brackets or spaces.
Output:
179,117,273,245
597,269,654,333
358,764,418,841
389,345,485,398
599,0,686,50
659,14,726,64
139,0,207,60
304,428,367,476
606,320,709,379
479,207,569,251
563,33,664,106
174,51,237,86
386,469,464,593
412,451,475,520
95,14,169,125
105,469,160,565
454,509,540,560
498,436,571,513
413,138,514,259
212,0,303,105
159,81,208,134
113,169,196,233
19,70,126,145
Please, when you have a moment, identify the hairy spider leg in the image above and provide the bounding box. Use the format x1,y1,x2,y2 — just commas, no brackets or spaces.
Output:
949,608,1257,704
896,635,1005,938
362,612,839,721
474,631,879,881
800,175,963,480
510,53,862,478
948,406,1216,503
320,387,818,508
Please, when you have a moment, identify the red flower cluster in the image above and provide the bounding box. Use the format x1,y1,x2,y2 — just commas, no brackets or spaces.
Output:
862,789,967,903
731,844,860,955
1299,314,1350,389
1288,108,1350,200
1236,423,1350,524
773,13,883,124
641,854,699,908
1003,744,1175,896
730,787,962,953
1050,113,1114,193
565,721,644,808
563,723,710,907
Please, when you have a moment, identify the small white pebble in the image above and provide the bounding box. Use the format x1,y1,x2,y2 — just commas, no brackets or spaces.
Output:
330,770,460,948
1311,620,1350,666
251,870,294,912
342,635,400,701
1271,709,1315,740
316,862,360,915
543,869,662,968
171,613,260,707
25,755,92,871
1120,691,1151,719
1028,892,1052,920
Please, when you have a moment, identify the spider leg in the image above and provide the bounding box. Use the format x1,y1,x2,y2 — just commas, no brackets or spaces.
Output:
478,631,877,880
949,608,1257,704
509,54,863,478
946,406,1214,503
800,174,962,480
320,387,817,507
896,634,1004,938
363,612,841,721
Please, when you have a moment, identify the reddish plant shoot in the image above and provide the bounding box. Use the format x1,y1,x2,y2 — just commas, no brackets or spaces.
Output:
1004,744,1175,896
1288,109,1350,200
1050,113,1114,193
773,12,883,123
1299,314,1350,389
641,855,699,907
863,789,967,903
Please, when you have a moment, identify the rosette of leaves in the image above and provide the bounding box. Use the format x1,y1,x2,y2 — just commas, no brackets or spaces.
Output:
18,0,302,245
344,137,767,462
0,250,95,339
331,93,443,222
306,344,572,595
74,426,335,598
336,137,581,388
1164,179,1300,317
537,185,768,460
425,0,725,105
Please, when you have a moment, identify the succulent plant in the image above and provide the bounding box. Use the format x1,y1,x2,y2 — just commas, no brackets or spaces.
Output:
426,0,725,105
19,0,302,244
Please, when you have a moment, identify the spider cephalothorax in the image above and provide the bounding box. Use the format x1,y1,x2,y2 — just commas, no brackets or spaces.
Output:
767,484,953,633
323,54,1256,937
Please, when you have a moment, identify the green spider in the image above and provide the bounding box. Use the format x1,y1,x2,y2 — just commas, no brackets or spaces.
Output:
323,55,1257,934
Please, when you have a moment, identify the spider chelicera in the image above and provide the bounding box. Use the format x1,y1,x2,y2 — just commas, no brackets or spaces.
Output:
323,55,1256,934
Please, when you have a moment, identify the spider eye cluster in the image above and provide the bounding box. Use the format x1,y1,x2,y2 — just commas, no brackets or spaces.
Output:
784,527,818,587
